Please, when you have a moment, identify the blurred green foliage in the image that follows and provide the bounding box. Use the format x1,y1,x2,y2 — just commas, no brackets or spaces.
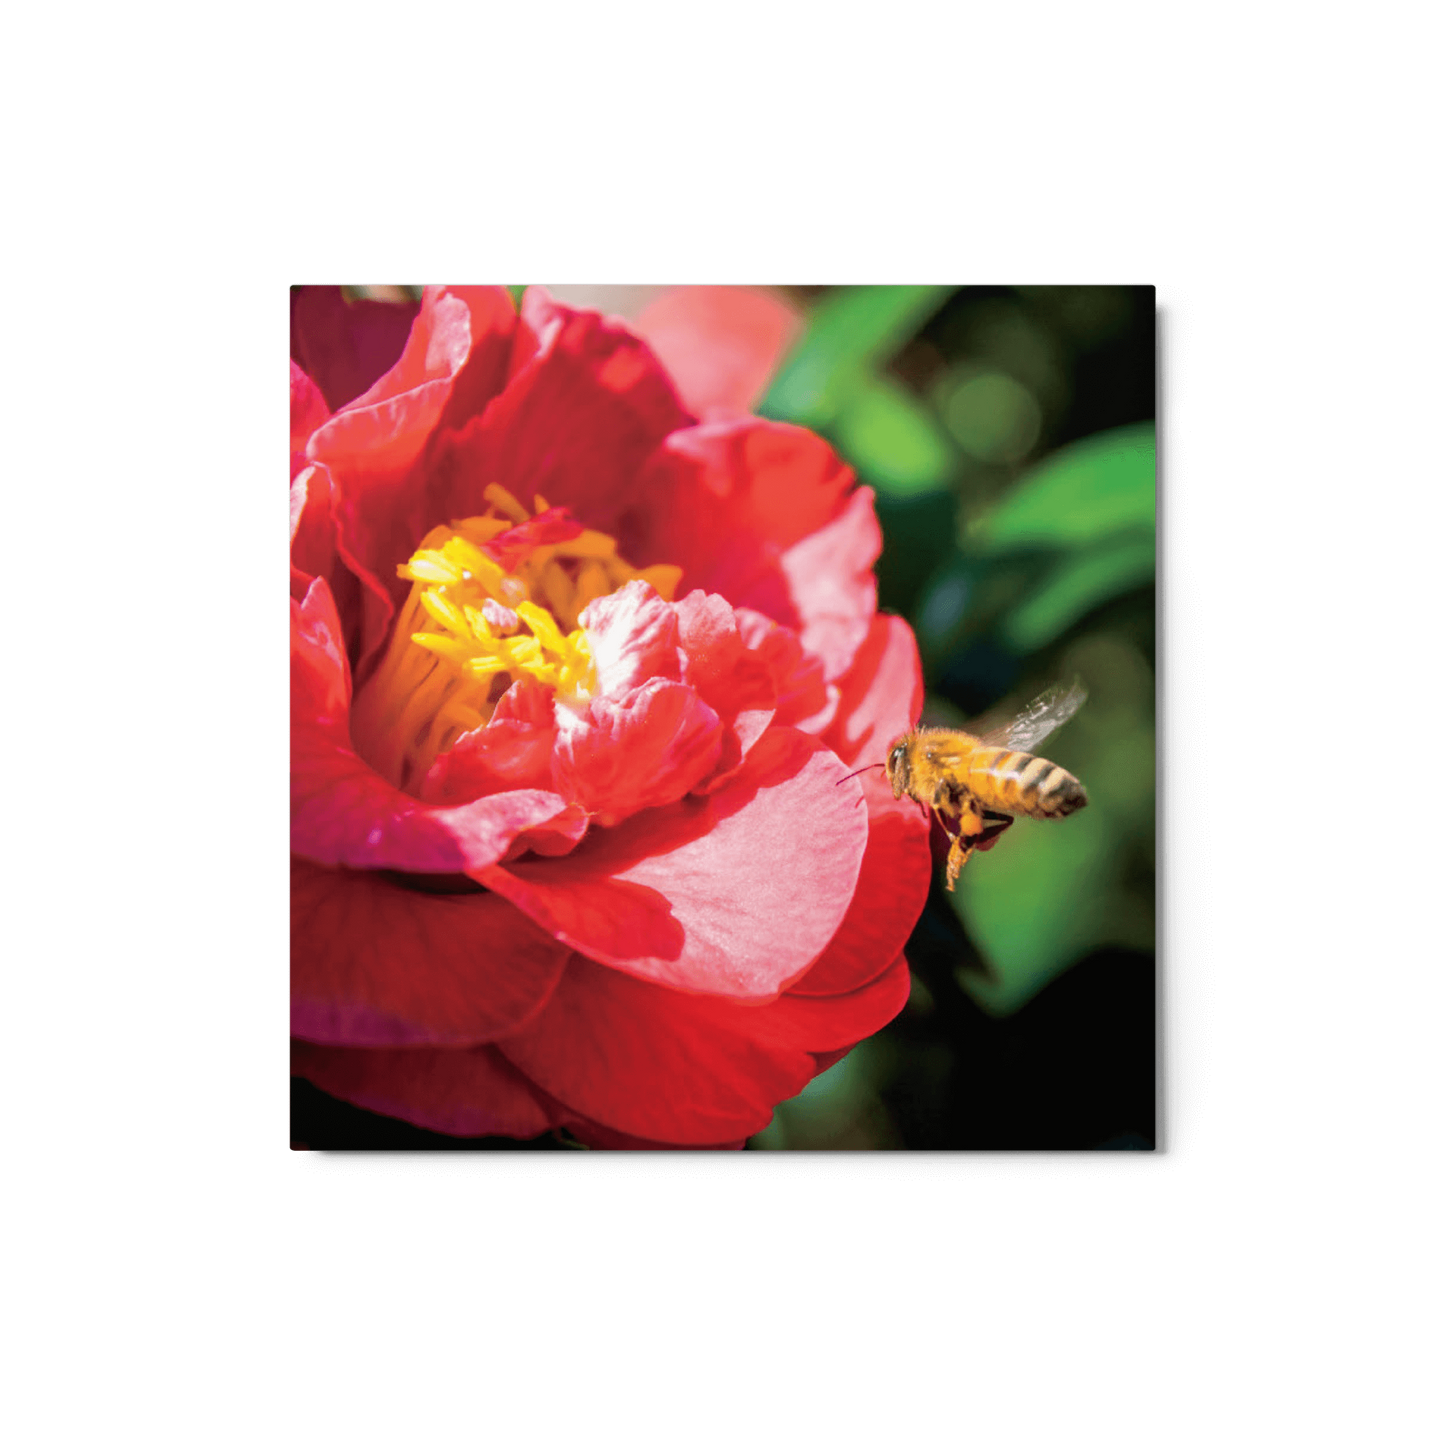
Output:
756,284,1156,1148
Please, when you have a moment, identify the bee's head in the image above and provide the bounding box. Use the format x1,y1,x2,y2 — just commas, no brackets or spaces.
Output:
885,738,911,799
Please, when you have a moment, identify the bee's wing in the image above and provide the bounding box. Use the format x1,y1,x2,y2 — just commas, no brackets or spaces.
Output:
972,680,1087,754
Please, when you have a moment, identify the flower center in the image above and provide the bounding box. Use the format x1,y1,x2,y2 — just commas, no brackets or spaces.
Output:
350,485,680,795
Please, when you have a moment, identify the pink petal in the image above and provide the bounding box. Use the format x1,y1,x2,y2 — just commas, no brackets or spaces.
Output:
475,728,868,1000
674,592,776,765
779,486,881,681
580,579,682,696
633,285,802,418
291,860,571,1046
553,679,723,824
291,576,351,722
289,462,336,602
292,1039,563,1139
784,779,931,996
734,607,834,731
420,680,559,805
781,614,930,995
336,286,516,417
290,484,366,664
293,720,586,874
290,360,331,468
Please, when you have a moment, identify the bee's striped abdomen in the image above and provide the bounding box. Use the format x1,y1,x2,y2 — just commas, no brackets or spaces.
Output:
965,746,1087,820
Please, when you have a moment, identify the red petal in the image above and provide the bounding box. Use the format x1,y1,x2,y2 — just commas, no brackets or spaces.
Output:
292,706,586,872
500,958,805,1144
734,608,835,731
296,771,588,879
421,680,558,804
562,1114,747,1151
553,680,723,824
633,286,801,418
773,954,915,1051
543,1086,751,1150
579,579,682,696
292,576,351,722
476,728,867,1000
290,360,331,468
482,506,584,572
420,289,693,548
289,463,336,602
291,859,570,1046
637,417,853,573
626,419,877,679
292,1039,562,1139
290,492,365,672
674,592,776,768
821,613,925,768
498,953,911,1145
330,286,520,438
305,287,519,674
781,615,930,995
290,286,421,411
785,782,931,996
779,486,881,681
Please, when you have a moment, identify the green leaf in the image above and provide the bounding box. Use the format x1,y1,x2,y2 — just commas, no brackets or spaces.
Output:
833,375,955,497
1000,534,1156,651
760,285,955,428
953,797,1115,1015
936,368,1043,464
970,422,1155,550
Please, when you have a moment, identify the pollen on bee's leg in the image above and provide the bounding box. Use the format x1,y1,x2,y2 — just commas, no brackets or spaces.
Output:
945,835,971,891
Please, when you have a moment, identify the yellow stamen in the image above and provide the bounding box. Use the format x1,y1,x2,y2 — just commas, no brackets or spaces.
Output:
417,588,471,636
483,483,531,523
349,485,681,794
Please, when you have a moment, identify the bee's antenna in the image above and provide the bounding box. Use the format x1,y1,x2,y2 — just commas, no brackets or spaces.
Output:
836,762,886,785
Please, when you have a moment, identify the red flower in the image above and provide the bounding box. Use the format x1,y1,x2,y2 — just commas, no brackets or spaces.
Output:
290,286,931,1148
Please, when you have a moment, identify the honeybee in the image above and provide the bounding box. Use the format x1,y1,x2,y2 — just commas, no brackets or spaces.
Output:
852,681,1089,891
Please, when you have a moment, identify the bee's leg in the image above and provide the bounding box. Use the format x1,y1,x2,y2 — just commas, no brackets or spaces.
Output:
973,811,1015,854
940,796,985,891
924,797,968,888
945,833,971,890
